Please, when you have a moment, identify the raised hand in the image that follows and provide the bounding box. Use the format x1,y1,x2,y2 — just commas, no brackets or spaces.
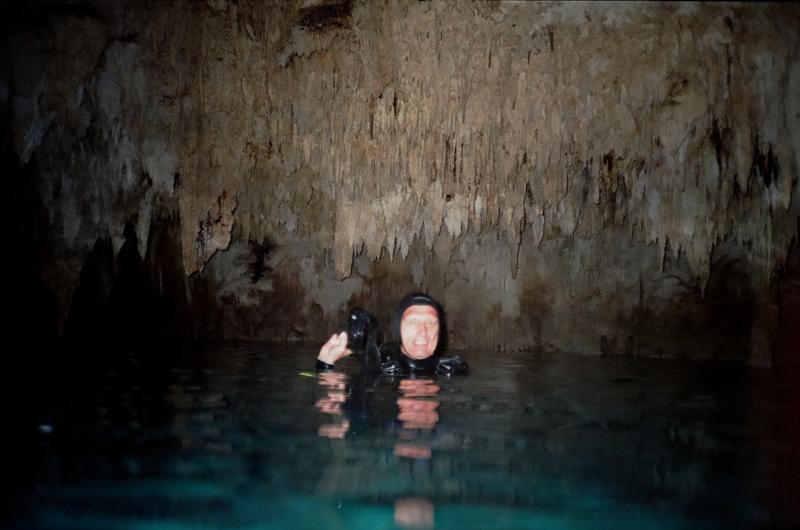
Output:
316,331,352,365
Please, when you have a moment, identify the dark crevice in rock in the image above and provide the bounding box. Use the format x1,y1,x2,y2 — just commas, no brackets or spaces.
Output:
751,139,780,189
249,239,274,284
296,0,352,33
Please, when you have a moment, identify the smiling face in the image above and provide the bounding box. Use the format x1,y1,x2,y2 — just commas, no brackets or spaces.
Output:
399,305,440,360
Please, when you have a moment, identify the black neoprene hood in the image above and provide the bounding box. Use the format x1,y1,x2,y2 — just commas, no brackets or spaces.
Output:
393,292,443,339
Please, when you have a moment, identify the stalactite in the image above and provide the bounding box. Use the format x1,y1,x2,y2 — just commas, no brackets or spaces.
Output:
5,0,799,358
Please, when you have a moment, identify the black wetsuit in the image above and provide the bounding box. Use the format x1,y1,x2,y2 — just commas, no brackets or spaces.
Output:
315,342,469,376
314,343,467,438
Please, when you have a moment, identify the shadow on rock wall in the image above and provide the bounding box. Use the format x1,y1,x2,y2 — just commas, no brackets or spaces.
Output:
775,240,800,367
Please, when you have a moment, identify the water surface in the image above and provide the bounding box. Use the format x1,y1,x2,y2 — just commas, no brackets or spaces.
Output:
4,342,798,529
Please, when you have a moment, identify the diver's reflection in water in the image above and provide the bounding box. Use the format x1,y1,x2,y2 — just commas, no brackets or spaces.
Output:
315,371,349,439
313,374,440,527
393,378,439,528
394,378,440,460
395,497,435,529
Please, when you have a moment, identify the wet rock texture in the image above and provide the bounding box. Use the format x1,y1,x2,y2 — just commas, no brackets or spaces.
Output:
2,1,799,362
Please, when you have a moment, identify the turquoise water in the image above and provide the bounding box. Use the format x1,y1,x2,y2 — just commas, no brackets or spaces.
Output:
4,342,798,529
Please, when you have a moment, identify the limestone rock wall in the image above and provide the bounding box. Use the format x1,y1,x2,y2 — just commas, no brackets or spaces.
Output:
3,1,799,362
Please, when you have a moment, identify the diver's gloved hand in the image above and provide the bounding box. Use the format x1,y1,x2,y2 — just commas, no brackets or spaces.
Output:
317,331,352,367
436,355,469,375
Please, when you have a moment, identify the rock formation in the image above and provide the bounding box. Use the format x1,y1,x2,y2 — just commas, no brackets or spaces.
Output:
3,1,798,363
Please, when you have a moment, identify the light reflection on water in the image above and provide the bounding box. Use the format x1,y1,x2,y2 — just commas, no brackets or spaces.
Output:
6,342,798,529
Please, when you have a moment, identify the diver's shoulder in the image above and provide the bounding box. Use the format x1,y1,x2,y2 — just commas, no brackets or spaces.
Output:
435,354,469,375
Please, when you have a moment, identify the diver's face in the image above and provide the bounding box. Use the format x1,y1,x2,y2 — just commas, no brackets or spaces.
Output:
400,305,440,360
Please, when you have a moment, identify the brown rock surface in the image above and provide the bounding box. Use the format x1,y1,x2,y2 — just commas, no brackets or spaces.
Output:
2,1,798,361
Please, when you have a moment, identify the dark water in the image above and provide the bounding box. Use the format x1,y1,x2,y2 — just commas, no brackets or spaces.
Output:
3,342,799,529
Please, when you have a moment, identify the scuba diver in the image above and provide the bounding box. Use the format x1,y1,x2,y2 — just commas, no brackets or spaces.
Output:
313,292,467,526
315,292,469,376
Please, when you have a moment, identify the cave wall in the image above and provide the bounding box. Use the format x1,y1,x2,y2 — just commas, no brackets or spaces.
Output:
2,1,799,362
